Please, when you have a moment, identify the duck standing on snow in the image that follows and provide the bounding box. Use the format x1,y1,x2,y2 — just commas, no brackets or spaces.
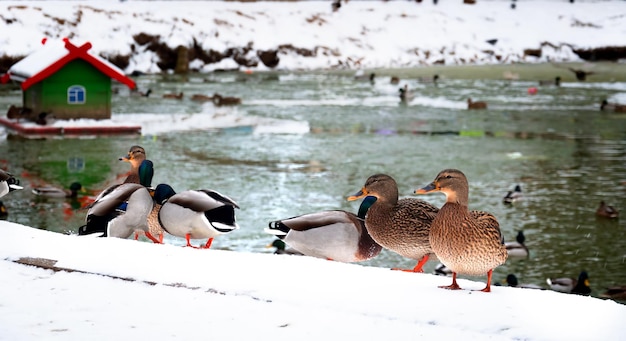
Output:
414,169,507,292
77,183,161,244
596,200,619,219
547,271,591,296
32,182,84,198
0,170,23,198
152,183,240,249
505,230,529,258
348,174,440,272
265,195,380,262
503,184,523,204
119,145,154,188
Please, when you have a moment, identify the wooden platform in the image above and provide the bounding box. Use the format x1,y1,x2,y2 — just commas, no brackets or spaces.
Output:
0,117,141,138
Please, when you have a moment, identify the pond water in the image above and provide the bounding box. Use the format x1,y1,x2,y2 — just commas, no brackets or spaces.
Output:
1,63,625,300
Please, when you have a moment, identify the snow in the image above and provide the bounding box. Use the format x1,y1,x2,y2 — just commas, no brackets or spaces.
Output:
1,1,625,73
1,220,625,340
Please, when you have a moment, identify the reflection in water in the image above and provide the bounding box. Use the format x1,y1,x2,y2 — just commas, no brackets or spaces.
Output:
1,70,625,302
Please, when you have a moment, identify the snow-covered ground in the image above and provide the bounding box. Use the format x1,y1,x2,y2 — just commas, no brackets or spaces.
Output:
1,1,625,73
1,220,625,340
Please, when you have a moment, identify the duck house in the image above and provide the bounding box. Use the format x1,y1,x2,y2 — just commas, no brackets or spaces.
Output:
1,38,136,120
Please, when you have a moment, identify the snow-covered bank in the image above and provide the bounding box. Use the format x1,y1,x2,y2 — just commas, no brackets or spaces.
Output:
0,220,625,340
1,1,625,74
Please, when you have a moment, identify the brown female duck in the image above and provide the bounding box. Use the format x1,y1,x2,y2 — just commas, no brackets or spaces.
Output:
348,174,439,272
415,169,507,292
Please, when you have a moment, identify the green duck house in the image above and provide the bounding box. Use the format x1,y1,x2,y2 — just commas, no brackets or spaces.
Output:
1,38,136,121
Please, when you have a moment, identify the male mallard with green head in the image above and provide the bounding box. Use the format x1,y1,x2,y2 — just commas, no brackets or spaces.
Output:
265,196,380,262
348,174,439,272
415,169,507,292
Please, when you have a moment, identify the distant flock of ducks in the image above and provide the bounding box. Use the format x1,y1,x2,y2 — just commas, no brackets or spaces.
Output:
130,88,243,107
1,145,623,300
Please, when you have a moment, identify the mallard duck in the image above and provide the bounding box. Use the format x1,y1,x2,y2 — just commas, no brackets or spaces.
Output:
0,201,7,219
418,74,439,85
399,84,413,103
32,182,84,198
504,274,543,290
568,68,594,81
212,93,242,106
414,169,507,292
467,98,487,110
505,230,529,258
354,70,375,84
538,76,561,86
162,92,184,99
600,100,626,113
547,271,591,295
267,239,304,256
153,183,240,249
596,201,619,219
77,183,160,243
119,145,154,188
600,286,626,301
265,196,380,262
434,262,452,276
0,169,22,198
347,174,439,272
191,94,214,102
503,185,523,204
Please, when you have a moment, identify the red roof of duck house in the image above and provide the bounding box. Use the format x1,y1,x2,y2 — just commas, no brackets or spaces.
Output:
1,38,136,90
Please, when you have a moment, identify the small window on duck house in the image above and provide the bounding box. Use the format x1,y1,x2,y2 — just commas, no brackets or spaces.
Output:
68,85,86,104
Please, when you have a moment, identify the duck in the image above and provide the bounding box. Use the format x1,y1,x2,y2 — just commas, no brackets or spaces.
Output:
265,196,380,262
467,98,487,110
191,94,214,102
32,182,84,198
131,88,152,97
77,183,161,243
596,200,619,219
266,239,304,256
433,262,452,276
547,271,591,295
503,184,523,204
600,286,626,301
568,68,594,81
389,76,400,85
503,274,543,290
418,74,439,85
119,145,154,188
505,230,529,258
162,92,184,100
0,169,23,198
212,93,242,106
0,201,7,219
398,84,413,103
414,169,507,292
354,70,375,85
347,174,439,272
538,76,561,86
152,183,240,249
600,100,626,113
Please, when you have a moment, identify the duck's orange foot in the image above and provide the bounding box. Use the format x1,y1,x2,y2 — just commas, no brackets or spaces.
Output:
439,283,462,290
478,287,491,293
391,267,423,273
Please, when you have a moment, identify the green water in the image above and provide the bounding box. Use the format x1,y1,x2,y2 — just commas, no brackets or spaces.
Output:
1,62,625,301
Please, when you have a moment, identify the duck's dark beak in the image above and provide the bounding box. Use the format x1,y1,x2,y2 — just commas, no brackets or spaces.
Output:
119,153,131,162
414,182,436,194
347,188,367,201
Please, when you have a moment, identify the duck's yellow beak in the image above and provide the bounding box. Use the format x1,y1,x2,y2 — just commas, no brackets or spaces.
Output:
347,187,368,201
414,182,437,194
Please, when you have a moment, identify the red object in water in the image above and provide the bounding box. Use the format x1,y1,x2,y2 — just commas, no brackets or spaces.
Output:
527,87,538,95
